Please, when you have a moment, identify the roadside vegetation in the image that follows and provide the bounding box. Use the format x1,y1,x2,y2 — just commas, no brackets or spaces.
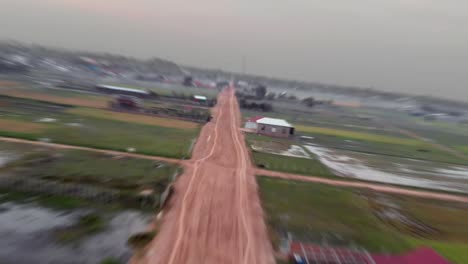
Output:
0,191,87,209
0,142,179,210
258,177,468,263
7,149,178,192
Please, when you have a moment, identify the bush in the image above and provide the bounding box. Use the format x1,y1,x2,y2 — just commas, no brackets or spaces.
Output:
127,231,156,249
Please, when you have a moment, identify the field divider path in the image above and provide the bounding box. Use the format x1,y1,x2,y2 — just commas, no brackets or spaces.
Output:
0,136,182,164
257,168,468,203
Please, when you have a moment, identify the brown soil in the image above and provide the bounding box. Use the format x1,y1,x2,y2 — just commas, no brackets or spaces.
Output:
0,81,19,87
0,89,107,108
0,119,45,132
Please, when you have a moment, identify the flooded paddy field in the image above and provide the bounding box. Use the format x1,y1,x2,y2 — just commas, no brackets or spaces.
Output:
0,141,175,263
304,144,468,193
0,197,150,264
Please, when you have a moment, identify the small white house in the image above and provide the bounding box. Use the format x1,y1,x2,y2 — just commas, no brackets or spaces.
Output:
256,117,294,138
244,116,263,130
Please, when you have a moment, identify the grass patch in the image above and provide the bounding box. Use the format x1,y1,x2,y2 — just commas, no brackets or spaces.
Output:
10,149,178,192
0,118,45,133
0,191,86,209
296,125,421,146
45,121,197,158
395,197,468,242
258,176,468,259
68,107,199,129
127,231,156,249
258,177,408,253
38,196,86,209
253,151,335,178
300,132,468,165
99,258,122,264
55,213,105,242
0,88,108,108
246,134,336,177
457,146,468,155
0,95,199,158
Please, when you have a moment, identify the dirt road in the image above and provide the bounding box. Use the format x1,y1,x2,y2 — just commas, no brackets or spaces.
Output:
137,88,275,264
256,168,468,203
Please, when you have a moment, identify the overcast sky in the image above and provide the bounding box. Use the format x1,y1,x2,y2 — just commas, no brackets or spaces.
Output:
1,0,467,100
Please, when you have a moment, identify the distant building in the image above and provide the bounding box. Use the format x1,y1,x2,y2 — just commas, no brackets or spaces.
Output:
256,117,294,138
193,95,207,104
96,84,150,98
111,95,142,110
244,116,263,130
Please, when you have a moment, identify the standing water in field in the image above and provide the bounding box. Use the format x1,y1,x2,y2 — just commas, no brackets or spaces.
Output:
0,200,150,264
304,144,468,193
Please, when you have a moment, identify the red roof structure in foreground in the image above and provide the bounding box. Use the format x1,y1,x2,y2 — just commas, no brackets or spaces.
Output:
290,242,450,264
246,116,264,122
289,242,375,264
372,247,450,264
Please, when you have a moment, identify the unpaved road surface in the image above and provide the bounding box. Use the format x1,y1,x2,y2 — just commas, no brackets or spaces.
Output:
137,88,275,264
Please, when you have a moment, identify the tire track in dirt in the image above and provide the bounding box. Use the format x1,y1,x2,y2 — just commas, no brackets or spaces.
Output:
228,88,252,263
165,98,224,264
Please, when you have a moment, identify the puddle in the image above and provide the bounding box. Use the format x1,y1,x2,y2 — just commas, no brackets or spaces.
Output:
37,118,57,123
252,144,310,159
0,151,17,167
66,123,83,127
0,201,150,264
304,144,468,193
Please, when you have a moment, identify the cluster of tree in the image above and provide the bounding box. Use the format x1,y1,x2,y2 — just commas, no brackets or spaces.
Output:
421,104,463,117
301,97,333,107
239,99,272,112
236,84,268,100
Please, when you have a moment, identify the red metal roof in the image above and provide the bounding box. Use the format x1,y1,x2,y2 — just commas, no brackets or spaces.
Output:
290,242,450,264
372,247,450,264
290,242,375,264
247,116,264,122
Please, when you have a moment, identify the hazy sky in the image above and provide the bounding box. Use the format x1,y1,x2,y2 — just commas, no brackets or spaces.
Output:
1,0,467,100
